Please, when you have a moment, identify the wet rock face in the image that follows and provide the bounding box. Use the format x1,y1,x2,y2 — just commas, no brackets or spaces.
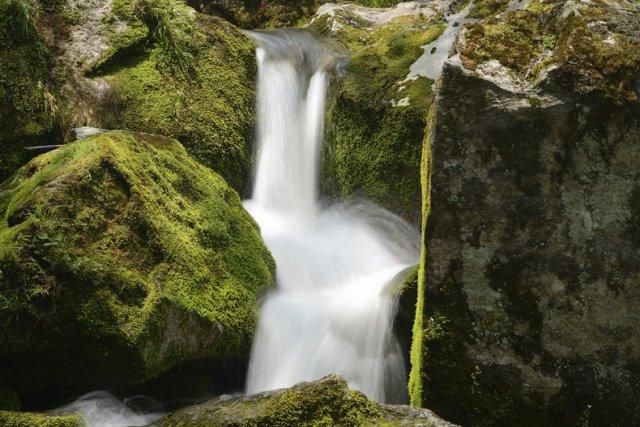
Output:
153,375,457,427
416,0,640,424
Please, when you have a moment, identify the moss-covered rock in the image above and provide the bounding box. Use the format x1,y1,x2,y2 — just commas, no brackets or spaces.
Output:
0,131,274,407
101,10,257,191
409,0,640,424
0,0,258,192
187,0,405,29
0,411,82,427
153,375,455,426
309,4,447,224
186,0,328,28
459,0,640,104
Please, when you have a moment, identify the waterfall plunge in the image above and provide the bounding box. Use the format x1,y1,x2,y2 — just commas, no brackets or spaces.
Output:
244,30,419,404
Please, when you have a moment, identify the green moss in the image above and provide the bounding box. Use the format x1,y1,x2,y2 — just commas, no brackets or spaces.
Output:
0,2,59,181
460,0,640,104
103,14,256,191
0,411,82,427
554,13,640,104
316,14,444,222
354,0,402,7
0,131,274,405
407,104,435,407
191,0,334,29
461,11,542,73
468,0,509,19
89,22,148,75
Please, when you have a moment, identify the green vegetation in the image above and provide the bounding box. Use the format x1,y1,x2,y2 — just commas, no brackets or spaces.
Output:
460,0,640,104
0,0,36,39
0,131,274,403
0,0,58,182
100,4,257,191
355,0,402,7
312,12,444,223
407,104,434,407
156,375,443,426
0,411,82,427
134,0,200,73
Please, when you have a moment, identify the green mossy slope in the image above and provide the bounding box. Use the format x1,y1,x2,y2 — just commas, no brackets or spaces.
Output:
0,131,274,405
312,12,444,223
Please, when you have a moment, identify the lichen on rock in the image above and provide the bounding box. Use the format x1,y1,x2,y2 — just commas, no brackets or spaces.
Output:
409,0,640,424
0,131,274,407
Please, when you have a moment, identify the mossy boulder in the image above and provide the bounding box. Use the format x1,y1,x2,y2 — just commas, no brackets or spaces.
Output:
0,131,274,407
309,3,447,224
409,0,640,424
0,0,258,192
100,4,258,191
153,375,456,426
0,411,82,427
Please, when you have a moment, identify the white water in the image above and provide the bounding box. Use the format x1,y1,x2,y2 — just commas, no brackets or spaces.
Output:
54,391,163,427
244,30,419,404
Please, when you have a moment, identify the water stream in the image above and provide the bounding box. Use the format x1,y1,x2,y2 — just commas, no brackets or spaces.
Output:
49,28,419,427
243,29,419,404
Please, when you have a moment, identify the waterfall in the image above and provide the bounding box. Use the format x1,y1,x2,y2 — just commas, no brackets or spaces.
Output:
244,30,419,404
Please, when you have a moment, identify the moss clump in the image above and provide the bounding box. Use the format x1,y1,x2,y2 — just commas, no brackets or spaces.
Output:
314,12,444,223
460,11,542,73
0,131,274,407
0,411,82,427
407,104,435,407
188,0,334,29
100,8,257,191
468,0,510,19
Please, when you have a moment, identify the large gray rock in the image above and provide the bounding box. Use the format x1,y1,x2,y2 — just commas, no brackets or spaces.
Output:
410,0,640,425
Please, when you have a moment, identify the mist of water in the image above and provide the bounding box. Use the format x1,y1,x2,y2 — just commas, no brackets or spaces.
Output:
53,391,163,427
244,29,419,404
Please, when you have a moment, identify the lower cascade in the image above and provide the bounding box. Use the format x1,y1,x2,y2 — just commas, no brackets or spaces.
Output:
243,29,419,404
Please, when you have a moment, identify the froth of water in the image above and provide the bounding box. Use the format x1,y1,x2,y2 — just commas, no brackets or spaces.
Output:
54,391,164,427
244,29,419,404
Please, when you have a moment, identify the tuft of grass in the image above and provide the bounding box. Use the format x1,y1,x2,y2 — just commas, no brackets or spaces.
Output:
0,0,36,39
356,0,402,7
134,0,198,73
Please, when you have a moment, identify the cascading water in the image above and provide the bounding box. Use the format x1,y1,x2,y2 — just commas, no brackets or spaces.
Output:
243,30,419,404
